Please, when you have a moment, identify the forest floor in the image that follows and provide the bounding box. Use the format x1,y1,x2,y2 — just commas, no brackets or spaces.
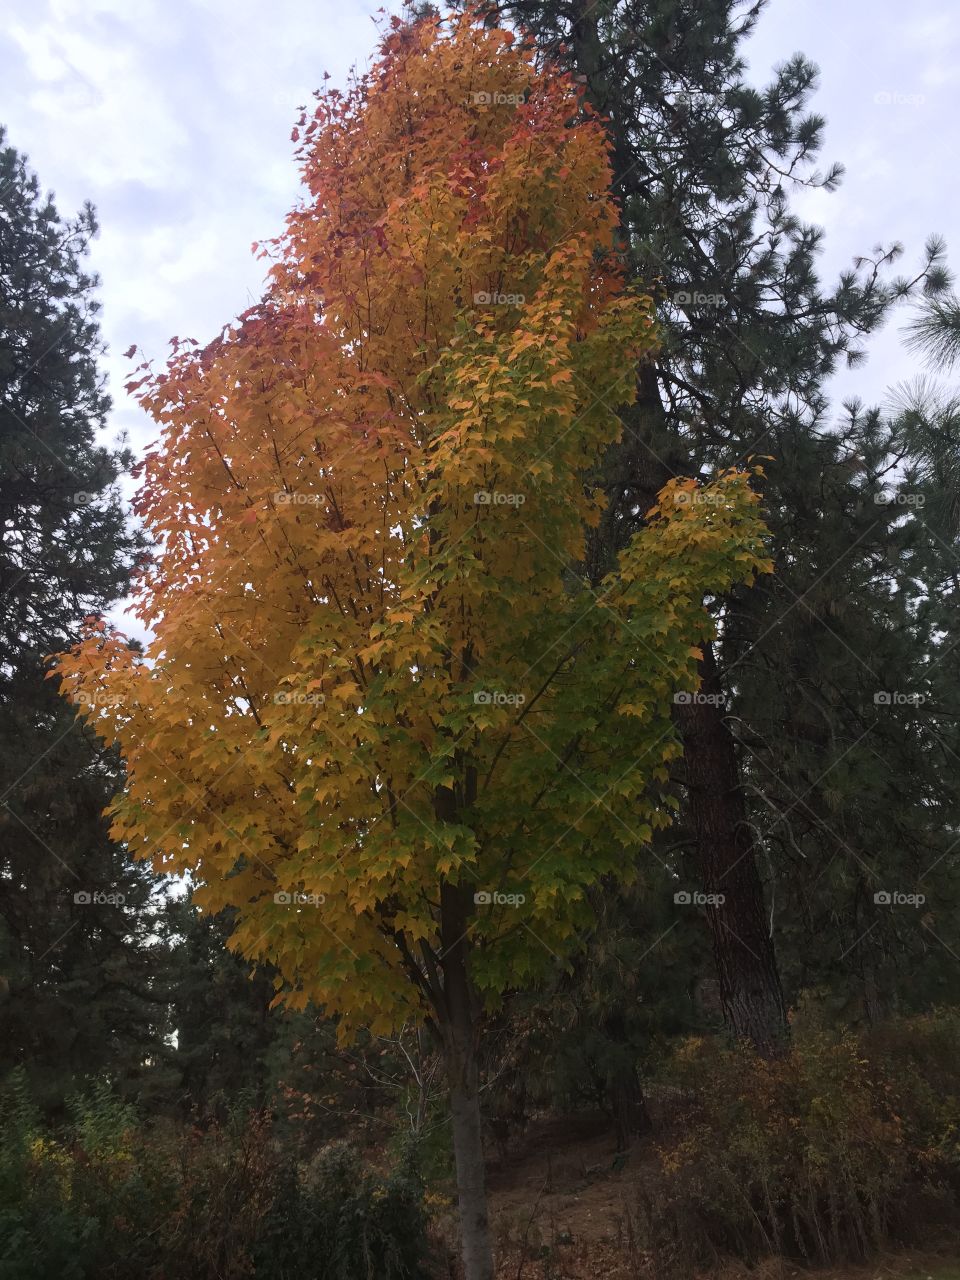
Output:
485,1109,649,1276
438,1109,960,1280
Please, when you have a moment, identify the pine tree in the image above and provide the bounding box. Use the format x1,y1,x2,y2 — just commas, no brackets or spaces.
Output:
463,0,946,1052
724,393,960,1022
0,126,161,1107
159,894,278,1117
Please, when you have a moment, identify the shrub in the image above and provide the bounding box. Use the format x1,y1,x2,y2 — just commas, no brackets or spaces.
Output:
0,1067,99,1280
637,1018,960,1274
0,1073,433,1280
254,1140,433,1280
862,1009,960,1179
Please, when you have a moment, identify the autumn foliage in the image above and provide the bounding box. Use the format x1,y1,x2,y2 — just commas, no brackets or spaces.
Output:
55,13,770,1036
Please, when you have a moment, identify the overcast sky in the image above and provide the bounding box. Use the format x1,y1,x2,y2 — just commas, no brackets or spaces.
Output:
3,0,958,633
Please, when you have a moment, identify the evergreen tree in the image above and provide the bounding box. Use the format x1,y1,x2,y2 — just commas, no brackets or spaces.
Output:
461,0,947,1052
728,392,960,1022
0,126,161,1107
158,892,401,1151
159,895,278,1117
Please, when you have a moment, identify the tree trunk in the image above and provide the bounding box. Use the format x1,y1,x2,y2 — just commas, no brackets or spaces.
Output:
446,1038,493,1280
609,1063,652,1151
602,1009,652,1150
674,641,788,1054
562,0,791,1061
440,881,495,1280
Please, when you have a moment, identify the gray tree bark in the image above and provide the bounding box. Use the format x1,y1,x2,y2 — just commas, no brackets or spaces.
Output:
440,879,495,1280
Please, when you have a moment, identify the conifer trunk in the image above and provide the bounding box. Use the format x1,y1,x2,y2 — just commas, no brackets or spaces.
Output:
563,0,789,1059
674,641,788,1054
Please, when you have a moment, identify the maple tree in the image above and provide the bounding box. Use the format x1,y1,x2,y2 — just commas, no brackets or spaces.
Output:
54,13,771,1277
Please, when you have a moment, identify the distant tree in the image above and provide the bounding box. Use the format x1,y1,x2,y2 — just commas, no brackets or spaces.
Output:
157,894,278,1117
0,126,161,1107
158,892,410,1149
727,391,960,1022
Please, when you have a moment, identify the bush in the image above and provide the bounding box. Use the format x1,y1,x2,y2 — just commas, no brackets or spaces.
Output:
862,1009,960,1177
0,1073,433,1280
255,1140,432,1280
0,1067,99,1280
636,1017,960,1274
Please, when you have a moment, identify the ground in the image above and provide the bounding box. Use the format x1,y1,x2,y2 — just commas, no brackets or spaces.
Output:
485,1110,646,1276
431,1110,960,1280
